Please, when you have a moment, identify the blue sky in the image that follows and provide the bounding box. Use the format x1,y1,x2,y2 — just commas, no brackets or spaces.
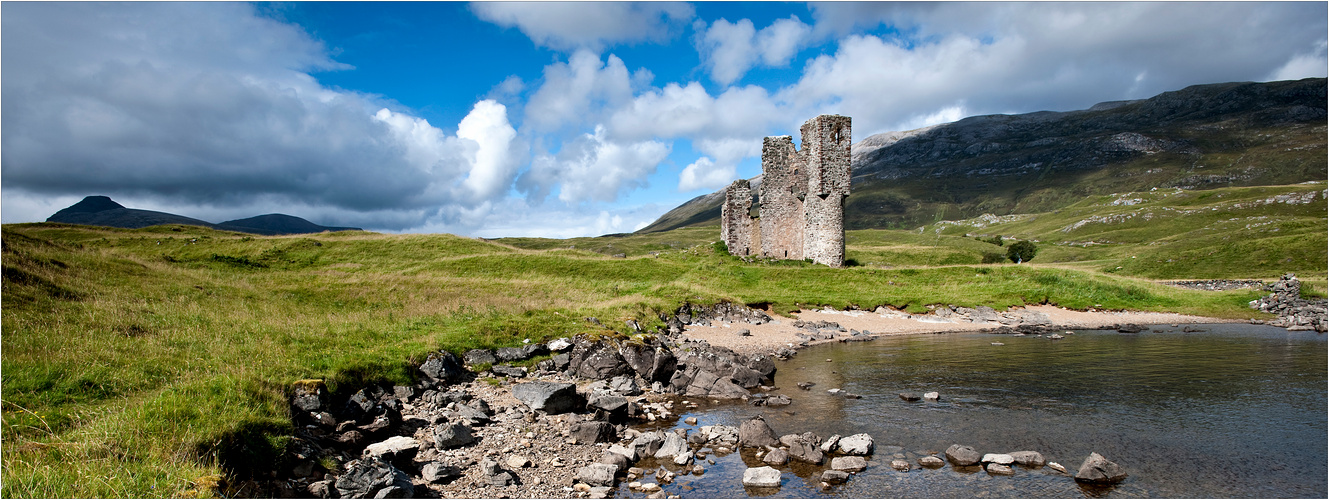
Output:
3,2,1326,237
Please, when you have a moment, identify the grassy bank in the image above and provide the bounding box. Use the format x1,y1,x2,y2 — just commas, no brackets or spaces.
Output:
0,222,1290,497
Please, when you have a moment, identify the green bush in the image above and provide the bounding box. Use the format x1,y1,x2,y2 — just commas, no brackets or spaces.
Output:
981,251,1006,264
1006,241,1038,264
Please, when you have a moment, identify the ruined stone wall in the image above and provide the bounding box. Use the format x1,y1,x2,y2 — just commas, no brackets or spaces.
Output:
721,114,850,267
721,180,755,256
758,136,805,260
800,115,851,267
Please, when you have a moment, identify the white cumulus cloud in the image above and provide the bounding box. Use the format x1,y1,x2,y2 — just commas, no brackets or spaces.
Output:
470,2,694,52
696,16,812,85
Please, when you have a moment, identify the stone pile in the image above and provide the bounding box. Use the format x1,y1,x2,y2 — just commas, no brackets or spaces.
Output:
1250,274,1327,332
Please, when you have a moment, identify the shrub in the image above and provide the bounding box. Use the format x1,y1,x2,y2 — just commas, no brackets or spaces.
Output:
983,236,1004,247
1006,241,1038,264
981,251,1006,264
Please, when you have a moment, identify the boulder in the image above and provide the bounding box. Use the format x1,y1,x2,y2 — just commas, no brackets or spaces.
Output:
570,421,617,444
607,375,642,396
701,425,739,445
599,451,632,471
450,403,491,426
630,431,666,457
463,349,497,366
432,423,476,449
307,479,335,498
1074,452,1127,484
569,339,633,380
654,432,690,459
586,393,629,419
418,352,467,388
512,381,584,414
362,436,419,469
741,466,782,488
291,379,329,413
495,347,528,362
490,364,527,378
837,433,874,455
620,343,678,383
782,433,824,464
738,417,779,448
551,353,571,371
334,458,413,499
729,364,766,388
830,456,868,472
577,463,619,486
945,444,982,466
1009,450,1046,467
420,462,461,484
820,470,850,484
607,444,638,462
820,435,841,454
762,448,790,465
520,343,549,359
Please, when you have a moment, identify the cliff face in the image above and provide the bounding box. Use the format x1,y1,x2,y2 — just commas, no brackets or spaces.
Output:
639,78,1327,233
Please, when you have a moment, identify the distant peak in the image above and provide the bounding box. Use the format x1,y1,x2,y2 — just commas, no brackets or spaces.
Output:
62,195,125,214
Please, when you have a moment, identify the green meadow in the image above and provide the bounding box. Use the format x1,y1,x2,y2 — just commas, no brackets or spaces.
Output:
2,183,1323,497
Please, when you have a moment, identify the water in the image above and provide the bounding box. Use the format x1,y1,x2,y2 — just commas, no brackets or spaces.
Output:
622,324,1327,498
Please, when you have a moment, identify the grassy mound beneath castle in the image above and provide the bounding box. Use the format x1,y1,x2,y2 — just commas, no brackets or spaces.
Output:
0,220,1297,497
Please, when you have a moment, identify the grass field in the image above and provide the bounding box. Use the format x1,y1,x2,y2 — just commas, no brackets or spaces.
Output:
2,182,1321,498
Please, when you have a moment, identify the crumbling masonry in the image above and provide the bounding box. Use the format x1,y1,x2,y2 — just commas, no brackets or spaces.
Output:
723,114,851,267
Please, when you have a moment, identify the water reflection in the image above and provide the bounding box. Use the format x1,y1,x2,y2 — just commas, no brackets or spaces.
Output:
622,325,1326,498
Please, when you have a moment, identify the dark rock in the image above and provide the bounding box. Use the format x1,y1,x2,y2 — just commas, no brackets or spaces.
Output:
1010,450,1046,466
520,343,550,358
334,458,413,499
342,389,378,424
421,462,461,484
898,392,922,401
621,343,678,382
463,349,497,366
946,444,982,466
607,375,642,396
570,421,617,444
599,450,632,471
292,380,329,413
1075,452,1128,484
738,417,779,448
796,382,815,390
782,433,824,464
480,458,518,487
551,353,571,371
418,352,467,388
820,469,850,484
336,430,366,448
569,339,634,380
586,393,629,414
450,403,491,426
495,347,527,362
1116,324,1146,333
432,423,476,449
308,479,336,498
490,364,527,378
745,355,777,380
512,381,584,414
630,431,666,457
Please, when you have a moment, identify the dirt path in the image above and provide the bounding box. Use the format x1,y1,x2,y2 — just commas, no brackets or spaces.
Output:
682,305,1233,356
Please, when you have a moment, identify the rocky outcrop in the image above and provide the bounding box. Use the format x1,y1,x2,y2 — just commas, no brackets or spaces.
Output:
511,381,584,414
1250,274,1327,332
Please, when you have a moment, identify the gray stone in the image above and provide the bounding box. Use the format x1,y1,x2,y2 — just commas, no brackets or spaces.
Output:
1075,452,1128,484
335,458,413,499
898,392,921,401
701,425,739,445
945,444,981,466
655,431,689,459
495,347,528,362
511,381,584,414
490,364,527,378
738,417,779,448
599,451,632,472
607,375,642,396
547,338,573,352
820,470,850,484
570,421,617,444
362,436,419,468
890,459,910,471
308,479,335,498
982,453,1015,465
577,463,619,486
570,339,633,380
462,349,497,366
420,462,461,483
431,423,476,449
1009,450,1046,467
783,433,824,464
762,448,790,465
987,463,1015,475
837,433,874,455
607,444,638,462
630,431,666,457
673,453,692,466
741,466,782,488
831,456,867,472
820,434,841,454
586,393,629,416
918,455,945,468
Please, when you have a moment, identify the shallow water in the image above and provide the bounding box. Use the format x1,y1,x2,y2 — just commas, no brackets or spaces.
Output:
621,324,1327,498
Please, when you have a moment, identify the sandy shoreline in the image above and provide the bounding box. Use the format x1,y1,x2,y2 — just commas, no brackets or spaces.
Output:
682,305,1235,356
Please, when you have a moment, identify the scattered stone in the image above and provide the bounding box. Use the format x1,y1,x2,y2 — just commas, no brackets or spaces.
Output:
1048,462,1068,474
629,431,666,458
599,451,632,472
736,329,751,336
432,423,476,449
607,444,638,462
570,421,617,444
576,463,620,487
820,434,841,454
763,448,790,465
420,462,461,484
334,458,413,499
898,392,921,401
820,470,850,484
831,456,868,472
673,453,692,466
923,391,940,400
654,432,689,459
684,417,698,425
738,417,779,448
982,453,1015,465
511,381,584,414
307,479,335,498
918,455,945,468
506,455,531,469
987,463,1015,475
797,382,815,390
741,466,782,488
890,459,910,471
1075,452,1128,484
945,444,982,466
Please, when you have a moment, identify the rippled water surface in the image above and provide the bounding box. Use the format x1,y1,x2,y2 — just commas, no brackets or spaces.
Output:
621,324,1327,498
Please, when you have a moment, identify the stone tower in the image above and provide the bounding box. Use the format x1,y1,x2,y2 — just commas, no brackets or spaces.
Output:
721,114,851,268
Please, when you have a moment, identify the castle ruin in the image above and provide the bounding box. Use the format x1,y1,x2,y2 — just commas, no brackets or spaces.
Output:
722,114,851,268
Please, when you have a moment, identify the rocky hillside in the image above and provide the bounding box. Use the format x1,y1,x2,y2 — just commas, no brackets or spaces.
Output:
639,78,1326,233
46,195,360,235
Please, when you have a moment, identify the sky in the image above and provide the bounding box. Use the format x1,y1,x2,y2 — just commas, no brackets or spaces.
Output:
2,2,1325,238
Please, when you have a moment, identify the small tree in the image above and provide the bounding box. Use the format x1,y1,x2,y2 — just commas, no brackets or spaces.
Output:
981,251,1006,264
1006,240,1038,264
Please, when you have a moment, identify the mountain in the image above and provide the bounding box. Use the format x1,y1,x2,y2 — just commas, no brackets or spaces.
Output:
46,196,361,235
639,78,1327,233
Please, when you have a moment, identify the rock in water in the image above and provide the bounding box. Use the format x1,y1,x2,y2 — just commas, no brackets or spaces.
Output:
981,453,1015,465
837,433,874,455
830,456,868,472
945,444,982,466
820,470,850,484
738,417,779,448
987,463,1015,475
742,466,782,487
654,432,689,459
1009,450,1046,466
511,381,584,414
763,448,790,465
918,455,945,468
1075,452,1128,484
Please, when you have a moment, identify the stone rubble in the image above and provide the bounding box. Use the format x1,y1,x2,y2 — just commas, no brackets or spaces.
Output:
1249,274,1327,332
